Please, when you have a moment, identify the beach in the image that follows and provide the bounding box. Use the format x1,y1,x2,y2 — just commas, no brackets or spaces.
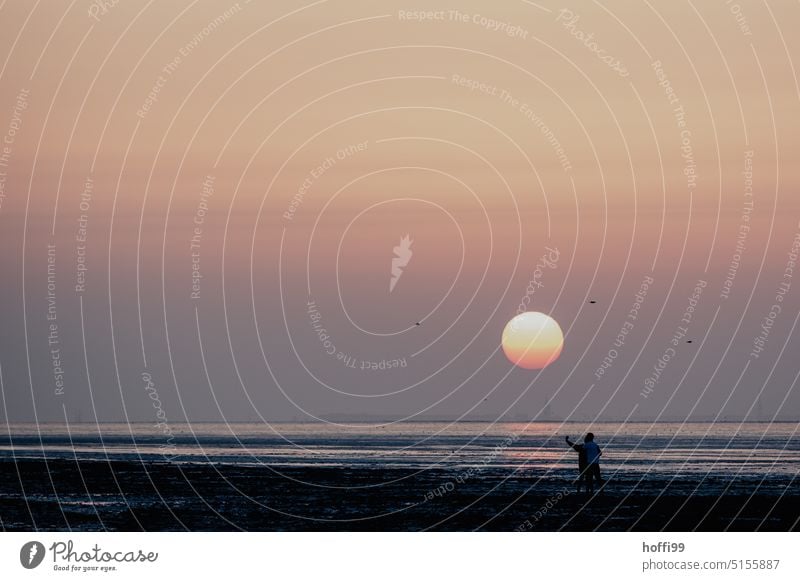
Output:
0,422,797,531
0,458,797,531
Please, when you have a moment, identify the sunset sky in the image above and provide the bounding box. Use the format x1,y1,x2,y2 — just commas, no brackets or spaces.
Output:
0,1,799,423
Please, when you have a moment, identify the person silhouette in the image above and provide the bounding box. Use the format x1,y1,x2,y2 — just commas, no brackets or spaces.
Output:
582,433,603,493
565,435,587,493
566,433,603,494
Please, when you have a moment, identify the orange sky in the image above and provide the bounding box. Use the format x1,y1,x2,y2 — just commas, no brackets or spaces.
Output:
1,1,799,422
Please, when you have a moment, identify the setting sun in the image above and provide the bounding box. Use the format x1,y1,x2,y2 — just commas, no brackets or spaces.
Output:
502,312,564,370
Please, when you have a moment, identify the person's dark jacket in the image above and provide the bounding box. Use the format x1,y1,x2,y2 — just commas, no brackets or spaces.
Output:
566,438,588,470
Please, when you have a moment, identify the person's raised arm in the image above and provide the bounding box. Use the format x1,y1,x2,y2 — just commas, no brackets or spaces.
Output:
565,436,577,449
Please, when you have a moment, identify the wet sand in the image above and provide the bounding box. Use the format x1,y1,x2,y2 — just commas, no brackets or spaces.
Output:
1,458,797,531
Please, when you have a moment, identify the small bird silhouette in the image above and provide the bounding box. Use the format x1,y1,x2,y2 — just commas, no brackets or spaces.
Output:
589,300,597,304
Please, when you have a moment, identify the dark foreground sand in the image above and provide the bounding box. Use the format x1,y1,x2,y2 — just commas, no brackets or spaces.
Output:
1,459,797,531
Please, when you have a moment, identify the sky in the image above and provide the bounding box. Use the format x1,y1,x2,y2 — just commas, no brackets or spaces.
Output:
0,0,799,424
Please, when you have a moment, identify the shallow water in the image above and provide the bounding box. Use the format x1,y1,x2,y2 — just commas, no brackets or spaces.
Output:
2,421,797,478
